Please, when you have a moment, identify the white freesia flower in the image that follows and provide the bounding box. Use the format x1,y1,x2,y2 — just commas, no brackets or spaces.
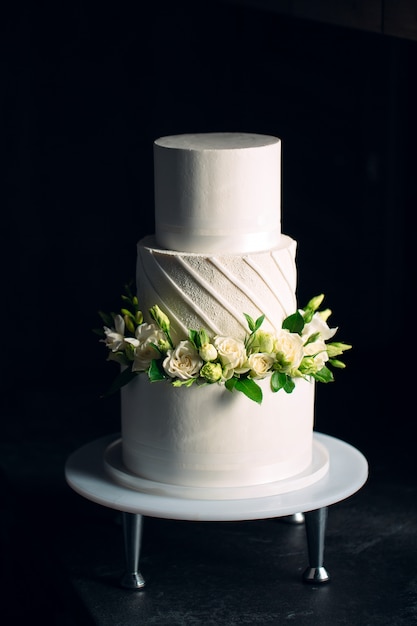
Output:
247,352,275,378
274,329,304,372
163,340,203,380
103,314,126,351
131,323,167,372
301,311,338,342
303,338,329,371
213,336,248,379
299,311,337,372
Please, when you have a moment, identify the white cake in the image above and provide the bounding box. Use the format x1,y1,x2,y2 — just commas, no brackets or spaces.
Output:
100,133,351,496
120,374,315,489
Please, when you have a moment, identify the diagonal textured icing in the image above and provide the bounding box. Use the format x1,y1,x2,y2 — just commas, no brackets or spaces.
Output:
137,234,297,343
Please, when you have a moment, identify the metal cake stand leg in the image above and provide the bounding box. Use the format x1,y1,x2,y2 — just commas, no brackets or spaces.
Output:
280,512,305,524
302,507,330,584
120,512,146,589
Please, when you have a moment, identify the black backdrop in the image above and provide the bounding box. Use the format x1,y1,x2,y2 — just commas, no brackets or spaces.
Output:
2,1,416,468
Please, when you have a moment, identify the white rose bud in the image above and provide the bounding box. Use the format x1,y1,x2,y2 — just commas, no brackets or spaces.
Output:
305,294,325,313
199,342,218,362
326,342,352,358
201,361,223,383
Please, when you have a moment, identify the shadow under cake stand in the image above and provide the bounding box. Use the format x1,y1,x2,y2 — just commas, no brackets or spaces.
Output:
65,432,368,589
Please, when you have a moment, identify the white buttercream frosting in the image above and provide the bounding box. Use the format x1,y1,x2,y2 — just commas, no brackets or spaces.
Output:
117,131,322,490
121,376,315,488
154,133,281,253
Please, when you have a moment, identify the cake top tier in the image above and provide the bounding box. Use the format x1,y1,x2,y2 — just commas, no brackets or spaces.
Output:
154,132,281,254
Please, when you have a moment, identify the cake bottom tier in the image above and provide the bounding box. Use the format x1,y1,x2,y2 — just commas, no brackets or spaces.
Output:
120,376,316,489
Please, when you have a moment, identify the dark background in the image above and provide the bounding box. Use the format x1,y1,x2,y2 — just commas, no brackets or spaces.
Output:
1,2,417,623
2,0,416,483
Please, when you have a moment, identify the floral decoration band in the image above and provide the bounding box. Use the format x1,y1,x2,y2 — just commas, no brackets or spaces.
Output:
96,286,352,404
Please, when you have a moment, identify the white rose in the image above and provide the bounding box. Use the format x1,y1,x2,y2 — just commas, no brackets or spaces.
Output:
213,336,248,379
274,329,304,372
163,340,203,380
131,323,167,372
247,352,275,378
213,336,247,368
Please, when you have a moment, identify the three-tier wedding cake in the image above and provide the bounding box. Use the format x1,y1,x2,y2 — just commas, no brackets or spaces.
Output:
100,133,351,498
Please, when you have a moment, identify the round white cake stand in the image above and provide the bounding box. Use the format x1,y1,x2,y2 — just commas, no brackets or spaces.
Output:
65,432,368,590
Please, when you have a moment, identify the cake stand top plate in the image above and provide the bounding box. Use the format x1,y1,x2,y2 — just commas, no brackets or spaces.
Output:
65,432,368,522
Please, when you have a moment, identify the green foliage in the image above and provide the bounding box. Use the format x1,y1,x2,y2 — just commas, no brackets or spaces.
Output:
148,359,166,382
98,289,351,404
244,313,265,333
282,310,304,334
225,376,263,403
271,371,295,394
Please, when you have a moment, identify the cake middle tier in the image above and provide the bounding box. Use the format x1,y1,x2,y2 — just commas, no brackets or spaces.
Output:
137,235,297,344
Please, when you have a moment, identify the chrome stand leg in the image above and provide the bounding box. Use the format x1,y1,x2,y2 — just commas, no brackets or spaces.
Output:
280,512,305,524
302,507,330,584
120,512,145,589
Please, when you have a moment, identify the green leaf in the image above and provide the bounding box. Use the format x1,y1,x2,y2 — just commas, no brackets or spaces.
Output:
234,377,263,404
101,367,137,398
254,314,265,331
283,376,296,393
312,366,334,384
271,371,285,391
225,377,238,392
148,359,166,382
271,371,295,393
243,313,256,332
282,310,304,334
149,342,162,355
188,329,200,349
